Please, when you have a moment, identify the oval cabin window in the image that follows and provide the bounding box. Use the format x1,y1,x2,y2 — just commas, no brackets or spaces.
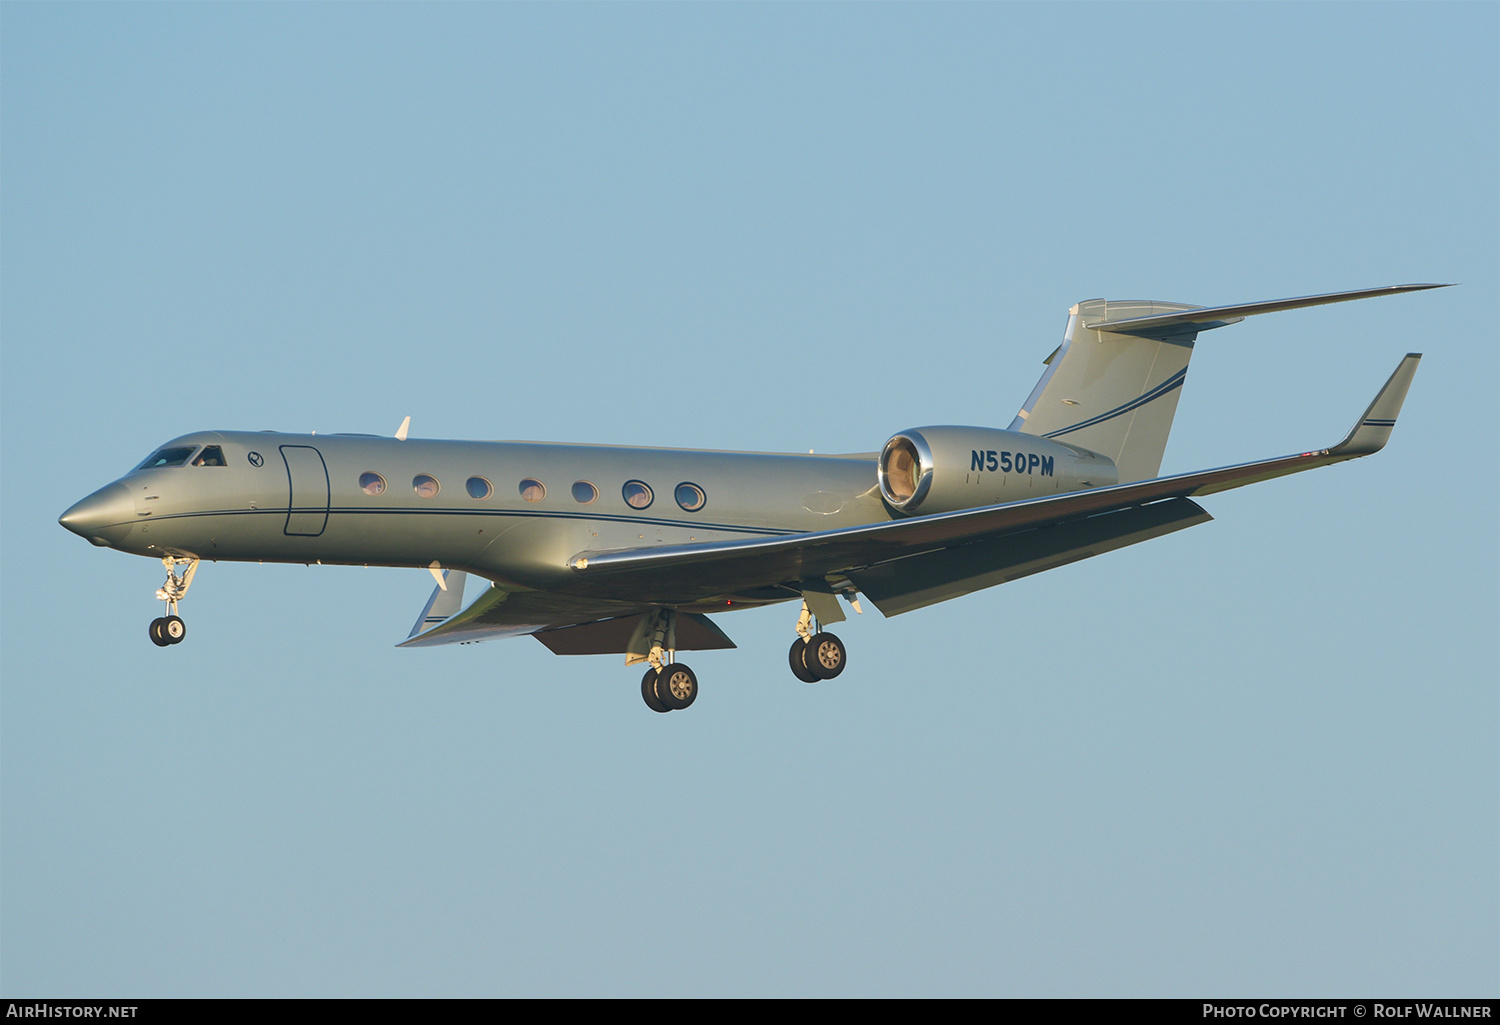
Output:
622,480,653,510
675,482,706,512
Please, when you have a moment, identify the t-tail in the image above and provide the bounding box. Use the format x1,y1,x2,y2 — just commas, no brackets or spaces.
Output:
1010,283,1449,483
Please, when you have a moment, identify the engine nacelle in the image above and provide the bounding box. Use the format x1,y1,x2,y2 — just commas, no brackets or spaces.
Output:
877,426,1119,516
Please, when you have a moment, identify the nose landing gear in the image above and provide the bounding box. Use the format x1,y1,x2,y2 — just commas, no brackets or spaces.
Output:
148,556,198,648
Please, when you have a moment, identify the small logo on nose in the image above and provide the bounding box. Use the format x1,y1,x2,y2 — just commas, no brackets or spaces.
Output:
247,451,264,467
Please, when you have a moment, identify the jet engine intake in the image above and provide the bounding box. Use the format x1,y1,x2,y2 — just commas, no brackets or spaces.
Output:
877,426,1118,516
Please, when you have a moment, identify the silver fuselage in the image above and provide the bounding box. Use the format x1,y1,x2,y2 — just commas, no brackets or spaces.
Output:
62,428,1101,608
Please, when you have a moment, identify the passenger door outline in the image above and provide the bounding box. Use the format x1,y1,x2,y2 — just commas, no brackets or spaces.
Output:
280,445,330,537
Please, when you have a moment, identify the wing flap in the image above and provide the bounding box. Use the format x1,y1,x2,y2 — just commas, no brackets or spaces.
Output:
534,611,736,655
397,582,658,648
846,497,1212,616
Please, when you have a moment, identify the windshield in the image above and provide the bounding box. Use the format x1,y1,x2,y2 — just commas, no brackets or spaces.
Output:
134,446,198,470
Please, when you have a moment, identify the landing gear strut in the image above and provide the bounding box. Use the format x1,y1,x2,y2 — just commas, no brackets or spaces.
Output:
149,556,198,648
788,599,848,682
634,609,699,713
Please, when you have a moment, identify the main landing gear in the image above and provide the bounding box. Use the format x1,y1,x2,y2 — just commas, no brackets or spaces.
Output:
636,609,699,713
633,598,855,712
641,663,698,713
148,556,198,648
788,600,848,683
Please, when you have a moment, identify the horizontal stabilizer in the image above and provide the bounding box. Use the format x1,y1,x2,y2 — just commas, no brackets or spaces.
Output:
1091,283,1450,340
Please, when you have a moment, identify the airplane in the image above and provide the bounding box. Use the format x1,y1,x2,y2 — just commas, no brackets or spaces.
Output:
59,283,1442,713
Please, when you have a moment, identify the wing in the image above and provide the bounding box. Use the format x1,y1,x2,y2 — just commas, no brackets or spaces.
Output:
406,353,1418,645
565,353,1421,610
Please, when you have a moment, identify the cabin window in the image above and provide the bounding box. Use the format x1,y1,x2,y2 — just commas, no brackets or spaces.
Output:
622,480,654,510
191,446,226,467
413,474,440,498
466,476,493,500
135,446,197,470
571,481,599,504
519,478,546,502
359,472,387,496
675,482,707,512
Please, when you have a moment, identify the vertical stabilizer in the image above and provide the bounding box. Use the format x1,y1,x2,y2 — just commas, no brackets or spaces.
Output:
1010,299,1202,483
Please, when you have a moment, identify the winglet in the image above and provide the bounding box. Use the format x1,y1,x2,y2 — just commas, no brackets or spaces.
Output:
407,569,468,639
1328,353,1422,457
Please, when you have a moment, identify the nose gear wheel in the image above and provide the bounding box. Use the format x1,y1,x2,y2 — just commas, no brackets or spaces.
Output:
148,557,198,647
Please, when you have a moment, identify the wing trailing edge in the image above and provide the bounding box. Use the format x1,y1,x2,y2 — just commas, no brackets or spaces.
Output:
846,497,1213,616
534,611,736,656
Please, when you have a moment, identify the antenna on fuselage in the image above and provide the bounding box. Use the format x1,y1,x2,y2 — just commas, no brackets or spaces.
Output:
395,416,411,441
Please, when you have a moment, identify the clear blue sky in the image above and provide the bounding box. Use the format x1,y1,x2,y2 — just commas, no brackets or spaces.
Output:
3,2,1495,997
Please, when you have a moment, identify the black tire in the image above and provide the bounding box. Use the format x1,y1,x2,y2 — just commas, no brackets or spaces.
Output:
149,618,170,647
658,663,698,710
163,615,187,644
804,632,847,680
641,668,670,713
788,637,819,683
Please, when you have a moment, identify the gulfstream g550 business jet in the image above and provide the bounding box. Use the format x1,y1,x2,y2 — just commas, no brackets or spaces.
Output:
61,284,1440,712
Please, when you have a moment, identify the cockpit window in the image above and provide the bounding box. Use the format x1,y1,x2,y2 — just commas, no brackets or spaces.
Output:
192,446,226,467
135,446,198,470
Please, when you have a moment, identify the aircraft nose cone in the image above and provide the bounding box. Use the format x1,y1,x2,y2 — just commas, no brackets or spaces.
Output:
60,483,134,547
